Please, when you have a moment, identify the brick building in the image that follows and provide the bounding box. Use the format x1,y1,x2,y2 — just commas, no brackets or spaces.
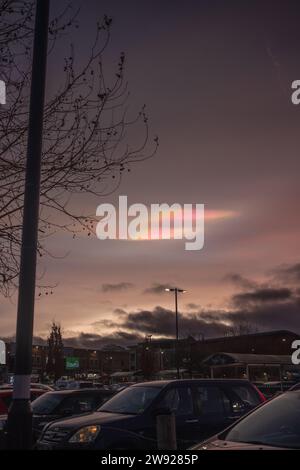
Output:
190,329,299,370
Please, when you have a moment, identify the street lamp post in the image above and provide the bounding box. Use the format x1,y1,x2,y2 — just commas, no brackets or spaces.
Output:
6,0,50,449
165,288,186,379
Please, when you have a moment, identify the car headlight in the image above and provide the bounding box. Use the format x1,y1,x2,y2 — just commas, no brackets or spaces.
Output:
68,425,101,443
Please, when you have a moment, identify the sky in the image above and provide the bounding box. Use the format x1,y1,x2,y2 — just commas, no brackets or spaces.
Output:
1,0,300,346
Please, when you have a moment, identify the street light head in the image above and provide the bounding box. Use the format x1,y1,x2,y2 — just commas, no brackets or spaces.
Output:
165,288,170,292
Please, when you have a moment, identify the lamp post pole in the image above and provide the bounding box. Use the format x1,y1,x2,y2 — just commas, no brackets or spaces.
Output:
6,0,50,449
165,288,187,380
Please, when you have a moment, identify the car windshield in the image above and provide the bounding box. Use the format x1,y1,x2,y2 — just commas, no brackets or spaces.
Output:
98,386,161,415
32,393,64,415
224,391,300,449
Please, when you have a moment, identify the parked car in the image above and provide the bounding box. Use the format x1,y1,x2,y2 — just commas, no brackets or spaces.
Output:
31,388,115,441
37,379,265,450
0,388,46,449
289,382,300,391
191,389,300,450
55,380,95,390
254,381,297,399
0,383,54,392
0,388,45,414
0,388,115,448
110,382,135,392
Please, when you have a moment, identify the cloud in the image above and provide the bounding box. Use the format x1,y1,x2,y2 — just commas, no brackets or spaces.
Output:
122,306,227,338
186,303,201,310
144,283,175,294
113,308,128,315
1,335,47,346
101,282,134,293
224,273,259,291
272,263,300,284
232,287,293,307
25,264,300,348
62,331,144,349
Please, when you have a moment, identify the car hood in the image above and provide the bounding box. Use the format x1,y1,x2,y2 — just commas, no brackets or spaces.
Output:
46,411,136,431
196,439,289,450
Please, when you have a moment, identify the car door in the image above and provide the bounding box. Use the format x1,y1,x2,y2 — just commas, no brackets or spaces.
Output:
158,385,198,449
191,384,231,443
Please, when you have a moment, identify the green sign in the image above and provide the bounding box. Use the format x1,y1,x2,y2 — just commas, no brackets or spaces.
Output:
66,356,79,370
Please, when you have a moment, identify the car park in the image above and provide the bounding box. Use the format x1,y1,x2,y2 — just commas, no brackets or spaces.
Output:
0,387,115,448
191,389,300,450
55,380,96,390
0,383,54,392
31,388,115,441
37,379,265,450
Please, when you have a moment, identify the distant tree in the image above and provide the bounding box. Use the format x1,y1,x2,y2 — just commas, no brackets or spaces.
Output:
0,1,158,296
46,322,64,380
224,321,259,337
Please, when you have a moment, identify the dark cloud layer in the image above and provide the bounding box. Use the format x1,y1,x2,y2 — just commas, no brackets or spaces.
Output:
224,273,259,291
62,331,143,349
102,263,300,341
5,263,300,349
273,263,300,283
232,287,293,307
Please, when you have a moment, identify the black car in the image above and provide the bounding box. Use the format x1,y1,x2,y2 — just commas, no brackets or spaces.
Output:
31,388,114,441
37,379,264,450
191,389,300,450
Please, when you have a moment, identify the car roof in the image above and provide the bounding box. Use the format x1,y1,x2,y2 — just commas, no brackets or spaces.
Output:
132,379,252,388
44,388,113,396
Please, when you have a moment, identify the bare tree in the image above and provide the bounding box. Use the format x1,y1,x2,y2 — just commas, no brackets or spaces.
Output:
0,1,158,296
224,320,259,337
46,321,64,381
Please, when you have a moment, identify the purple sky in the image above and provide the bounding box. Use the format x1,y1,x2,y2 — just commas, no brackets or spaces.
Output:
1,0,300,346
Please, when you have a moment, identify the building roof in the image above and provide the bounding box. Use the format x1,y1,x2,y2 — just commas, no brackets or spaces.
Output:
199,330,299,344
202,352,294,366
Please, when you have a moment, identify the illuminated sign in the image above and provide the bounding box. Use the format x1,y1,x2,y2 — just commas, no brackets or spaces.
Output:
66,356,79,370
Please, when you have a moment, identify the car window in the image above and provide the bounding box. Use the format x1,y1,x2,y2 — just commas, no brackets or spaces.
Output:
57,394,95,414
194,386,227,417
94,393,112,407
229,385,261,407
224,392,300,449
32,393,63,414
30,392,42,401
161,387,194,416
99,386,161,415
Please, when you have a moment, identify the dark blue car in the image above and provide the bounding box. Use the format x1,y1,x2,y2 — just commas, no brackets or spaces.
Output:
37,379,265,450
